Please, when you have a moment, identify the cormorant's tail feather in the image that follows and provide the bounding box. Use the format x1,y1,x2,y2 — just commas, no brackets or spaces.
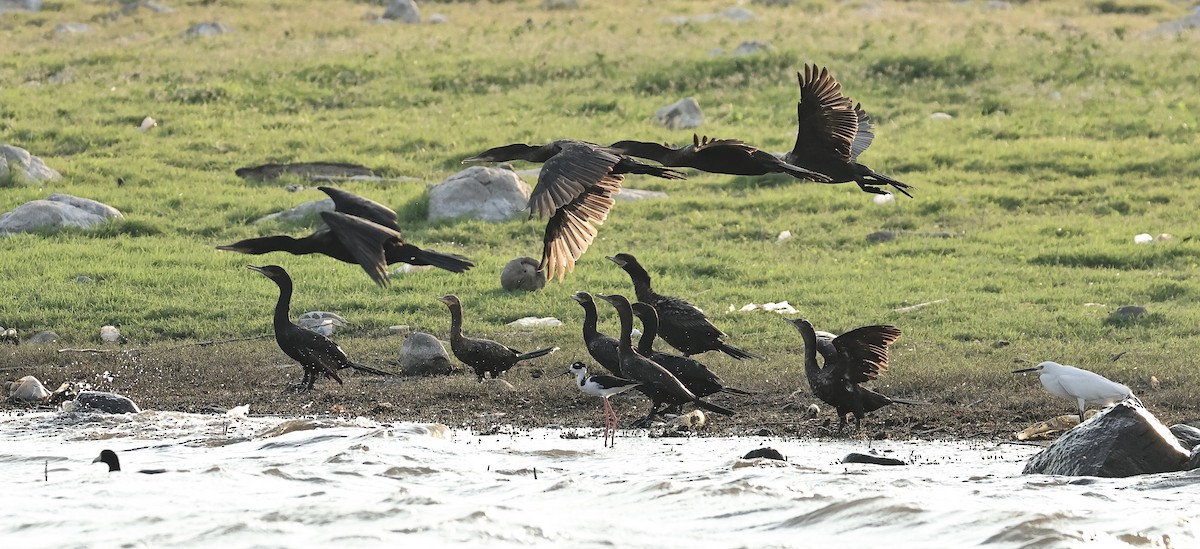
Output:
718,342,763,361
412,248,475,273
779,162,833,184
890,397,925,406
623,163,687,180
694,399,736,417
863,171,914,198
347,362,396,376
719,386,755,397
516,346,559,361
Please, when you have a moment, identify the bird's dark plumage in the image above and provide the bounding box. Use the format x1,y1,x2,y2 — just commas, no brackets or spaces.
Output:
93,449,166,474
463,140,685,281
787,317,906,431
217,187,473,287
572,291,622,377
248,265,388,391
437,294,559,381
607,253,760,360
631,302,753,400
785,64,913,198
596,293,735,425
610,134,831,182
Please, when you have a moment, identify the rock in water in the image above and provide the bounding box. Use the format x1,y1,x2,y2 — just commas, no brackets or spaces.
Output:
398,332,453,376
64,391,141,414
843,452,907,466
1022,400,1190,477
742,447,786,461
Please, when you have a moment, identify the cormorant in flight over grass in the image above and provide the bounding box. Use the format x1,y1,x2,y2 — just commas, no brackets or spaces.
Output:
218,186,472,287
463,140,685,281
786,64,913,198
610,134,832,182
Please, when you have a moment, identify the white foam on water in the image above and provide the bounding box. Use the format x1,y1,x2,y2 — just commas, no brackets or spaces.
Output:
2,411,1195,547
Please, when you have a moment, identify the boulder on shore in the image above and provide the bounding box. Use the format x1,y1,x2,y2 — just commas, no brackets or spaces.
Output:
1022,400,1192,477
399,332,454,376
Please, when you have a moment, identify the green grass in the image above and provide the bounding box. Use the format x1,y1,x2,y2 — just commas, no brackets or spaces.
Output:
2,1,1199,425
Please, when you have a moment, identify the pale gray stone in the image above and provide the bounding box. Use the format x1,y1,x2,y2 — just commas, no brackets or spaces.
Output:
184,21,233,37
383,0,420,23
427,13,447,24
614,188,668,201
500,256,545,292
0,194,124,234
1111,305,1147,320
732,41,771,55
0,145,62,186
543,0,578,9
0,0,41,12
253,198,334,224
654,97,703,130
428,166,531,222
1022,401,1190,477
399,332,454,376
53,23,92,35
65,391,141,414
24,331,58,344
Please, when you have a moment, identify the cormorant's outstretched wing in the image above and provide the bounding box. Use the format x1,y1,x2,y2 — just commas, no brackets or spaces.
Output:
791,64,859,164
529,141,622,219
318,186,401,231
319,211,400,287
849,103,875,162
538,178,620,281
832,325,902,383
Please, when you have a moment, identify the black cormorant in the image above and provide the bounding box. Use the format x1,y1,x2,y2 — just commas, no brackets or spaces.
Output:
571,291,622,377
786,317,911,432
218,186,473,287
610,134,832,182
462,140,685,281
248,264,392,391
436,294,559,381
92,449,167,474
785,64,913,198
607,253,761,360
630,301,753,401
595,293,735,425
564,361,641,447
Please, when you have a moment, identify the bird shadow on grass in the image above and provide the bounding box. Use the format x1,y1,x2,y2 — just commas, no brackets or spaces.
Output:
1103,313,1167,329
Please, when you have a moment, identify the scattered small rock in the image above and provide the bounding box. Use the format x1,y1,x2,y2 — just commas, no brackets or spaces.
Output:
1111,305,1147,320
252,198,334,225
500,256,546,292
1,327,16,345
720,7,756,22
100,325,126,344
775,230,793,243
63,391,141,414
732,41,771,55
184,21,234,38
670,410,706,429
614,188,669,201
427,13,447,24
0,194,124,234
389,325,412,336
542,0,579,9
654,97,704,130
24,331,58,344
1,145,62,186
806,403,820,418
742,447,786,461
398,332,454,376
506,317,562,328
391,264,433,276
1169,424,1200,451
382,0,420,23
297,311,348,337
867,230,897,242
873,193,896,206
428,166,531,222
52,23,92,36
843,452,907,466
74,275,93,283
1134,233,1154,244
929,112,953,120
9,376,51,402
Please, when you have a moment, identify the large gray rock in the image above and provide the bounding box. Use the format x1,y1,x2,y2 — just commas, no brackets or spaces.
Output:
383,0,420,23
63,391,141,414
0,194,123,234
24,331,58,344
0,145,62,186
428,166,531,222
0,0,42,13
654,97,703,130
500,256,545,292
253,198,334,224
184,21,233,37
1022,401,1191,477
398,332,453,376
1170,424,1200,451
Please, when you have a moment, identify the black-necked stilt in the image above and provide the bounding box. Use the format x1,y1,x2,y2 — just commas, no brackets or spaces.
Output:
564,362,641,447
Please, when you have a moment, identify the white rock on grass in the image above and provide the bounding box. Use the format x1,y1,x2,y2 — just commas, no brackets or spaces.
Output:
184,21,234,37
1133,233,1154,244
615,188,669,201
0,194,123,234
382,0,420,23
253,198,334,224
428,166,531,222
654,97,703,130
100,325,124,343
506,317,562,328
1,145,62,186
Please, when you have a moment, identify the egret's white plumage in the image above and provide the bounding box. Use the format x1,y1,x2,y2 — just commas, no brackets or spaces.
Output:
1013,361,1136,420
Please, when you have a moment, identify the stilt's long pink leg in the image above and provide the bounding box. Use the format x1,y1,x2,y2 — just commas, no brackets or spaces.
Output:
603,398,616,447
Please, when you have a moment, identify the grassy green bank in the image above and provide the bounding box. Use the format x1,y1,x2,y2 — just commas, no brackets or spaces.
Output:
1,1,1198,434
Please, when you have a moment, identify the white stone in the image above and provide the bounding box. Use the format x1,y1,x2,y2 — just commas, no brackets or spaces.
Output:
1133,233,1154,244
506,317,562,328
428,166,531,222
383,0,420,23
0,194,123,234
654,97,704,130
0,145,62,185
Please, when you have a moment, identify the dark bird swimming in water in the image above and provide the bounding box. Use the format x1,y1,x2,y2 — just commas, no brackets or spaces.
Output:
785,64,913,198
607,253,761,360
462,140,685,281
248,264,393,391
609,134,832,182
786,317,912,432
571,291,622,377
93,449,167,474
437,294,559,381
564,361,641,447
596,293,736,425
217,186,473,287
630,301,753,402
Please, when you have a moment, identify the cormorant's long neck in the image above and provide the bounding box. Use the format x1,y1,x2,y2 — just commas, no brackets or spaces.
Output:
796,321,822,392
614,301,635,353
634,309,658,355
615,142,674,165
446,303,464,343
271,277,294,331
579,300,601,344
624,266,654,302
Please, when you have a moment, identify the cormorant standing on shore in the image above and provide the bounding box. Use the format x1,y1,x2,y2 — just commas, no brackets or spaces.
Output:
606,253,760,360
571,291,622,377
564,361,642,447
218,187,473,287
610,134,832,182
462,140,685,281
630,301,753,400
786,64,913,198
786,317,911,432
595,293,736,425
436,294,559,381
248,264,392,391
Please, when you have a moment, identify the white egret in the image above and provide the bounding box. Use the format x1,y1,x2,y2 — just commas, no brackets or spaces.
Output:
1012,361,1136,421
